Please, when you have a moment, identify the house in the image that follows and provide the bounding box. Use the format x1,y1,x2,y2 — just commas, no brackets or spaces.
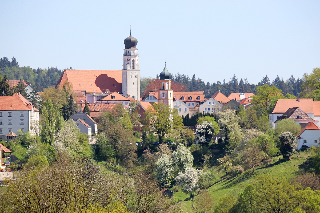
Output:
75,119,92,140
0,93,39,141
71,113,98,135
240,98,253,109
0,143,11,170
270,99,315,128
173,99,190,117
297,122,320,150
85,103,117,121
199,98,223,114
8,80,34,96
223,99,240,111
275,107,316,126
228,93,254,101
211,91,230,104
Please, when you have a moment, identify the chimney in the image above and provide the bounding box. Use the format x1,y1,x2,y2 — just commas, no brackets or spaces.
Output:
297,93,300,102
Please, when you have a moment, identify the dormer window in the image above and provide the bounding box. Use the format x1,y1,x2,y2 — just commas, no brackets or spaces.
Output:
181,97,184,100
297,116,302,119
111,95,115,99
188,96,192,100
196,96,200,100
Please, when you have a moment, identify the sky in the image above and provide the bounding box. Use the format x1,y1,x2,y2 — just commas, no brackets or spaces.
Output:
1,0,320,85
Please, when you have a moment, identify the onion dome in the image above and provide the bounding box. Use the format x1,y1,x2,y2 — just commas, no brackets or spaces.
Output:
124,30,138,49
160,62,171,80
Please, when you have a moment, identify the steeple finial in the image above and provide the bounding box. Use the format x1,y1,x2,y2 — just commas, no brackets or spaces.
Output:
130,25,131,36
165,61,166,68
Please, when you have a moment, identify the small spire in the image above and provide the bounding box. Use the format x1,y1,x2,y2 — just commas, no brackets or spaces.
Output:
165,61,166,68
130,25,131,36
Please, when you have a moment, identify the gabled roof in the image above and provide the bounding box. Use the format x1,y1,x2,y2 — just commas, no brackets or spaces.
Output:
298,122,320,136
57,69,122,94
0,144,12,153
100,92,132,101
272,99,314,114
173,91,205,102
228,93,254,101
8,80,28,87
74,91,86,103
77,119,91,128
276,107,314,123
211,91,230,104
140,101,155,112
6,132,18,137
0,93,39,111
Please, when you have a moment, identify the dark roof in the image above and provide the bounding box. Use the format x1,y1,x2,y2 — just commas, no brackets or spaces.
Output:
160,63,171,80
276,107,314,123
124,31,138,49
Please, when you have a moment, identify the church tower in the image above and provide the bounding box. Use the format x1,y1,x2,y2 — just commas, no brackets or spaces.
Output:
122,30,140,101
158,62,173,109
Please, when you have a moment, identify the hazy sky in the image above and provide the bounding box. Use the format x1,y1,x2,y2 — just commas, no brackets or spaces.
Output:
1,0,319,84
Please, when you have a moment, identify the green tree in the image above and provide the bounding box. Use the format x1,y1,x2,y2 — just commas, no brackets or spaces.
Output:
301,67,320,99
40,99,64,145
275,119,301,139
279,131,297,161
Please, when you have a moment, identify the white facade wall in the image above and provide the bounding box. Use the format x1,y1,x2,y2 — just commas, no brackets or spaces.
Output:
199,98,222,114
173,100,189,117
297,129,320,150
122,48,140,101
76,120,92,140
0,110,39,140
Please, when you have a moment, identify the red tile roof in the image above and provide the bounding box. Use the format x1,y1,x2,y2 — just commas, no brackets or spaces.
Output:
100,92,132,101
276,107,315,123
313,101,320,117
228,93,254,101
8,80,28,87
272,99,314,114
6,132,18,137
0,93,39,111
74,91,86,103
212,91,230,104
87,103,117,112
240,98,252,105
298,122,320,136
57,69,122,94
0,143,12,153
140,101,155,112
77,119,91,128
173,91,205,102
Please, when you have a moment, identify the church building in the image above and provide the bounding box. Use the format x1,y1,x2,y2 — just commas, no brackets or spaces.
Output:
57,31,141,102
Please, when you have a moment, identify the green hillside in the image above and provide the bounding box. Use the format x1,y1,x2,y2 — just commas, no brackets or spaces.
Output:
176,151,311,212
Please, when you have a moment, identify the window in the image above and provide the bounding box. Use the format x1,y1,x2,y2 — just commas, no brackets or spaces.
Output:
0,112,2,117
0,129,2,133
179,108,181,112
8,112,12,117
181,97,184,100
303,140,307,144
297,116,302,119
131,75,132,78
188,96,192,100
197,96,200,100
132,59,135,69
111,95,115,99
133,82,134,85
209,102,211,105
170,93,172,98
185,108,187,112
205,108,207,111
315,140,318,143
208,108,210,111
20,119,24,125
192,103,194,106
8,129,11,133
20,112,24,117
21,128,24,132
162,93,165,98
0,120,2,125
188,103,190,106
162,83,165,89
8,119,12,125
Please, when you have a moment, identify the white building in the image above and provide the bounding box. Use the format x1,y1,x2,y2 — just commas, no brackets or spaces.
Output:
0,93,39,141
122,30,140,101
297,122,320,150
173,99,189,117
199,98,223,114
